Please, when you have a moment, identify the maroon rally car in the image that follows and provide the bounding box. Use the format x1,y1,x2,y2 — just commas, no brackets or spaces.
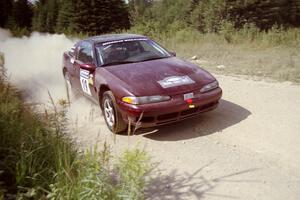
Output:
63,34,222,133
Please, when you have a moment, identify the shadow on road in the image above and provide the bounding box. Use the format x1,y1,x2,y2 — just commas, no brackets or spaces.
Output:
139,99,251,141
145,162,260,200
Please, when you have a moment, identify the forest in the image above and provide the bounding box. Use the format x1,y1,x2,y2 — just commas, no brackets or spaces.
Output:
0,0,300,37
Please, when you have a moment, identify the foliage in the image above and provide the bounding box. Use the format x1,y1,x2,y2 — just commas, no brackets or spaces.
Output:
0,53,150,199
115,149,150,199
55,0,77,34
190,0,227,33
34,0,130,35
1,0,130,35
12,0,33,29
226,0,300,30
48,146,150,200
1,0,300,37
0,0,13,27
32,0,59,33
129,0,300,34
0,0,33,31
128,0,154,25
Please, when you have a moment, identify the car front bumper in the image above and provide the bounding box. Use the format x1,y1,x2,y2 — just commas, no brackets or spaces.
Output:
117,87,222,127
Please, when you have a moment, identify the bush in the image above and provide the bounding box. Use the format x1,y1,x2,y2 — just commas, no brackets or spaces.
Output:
0,53,150,199
8,26,31,37
48,146,150,200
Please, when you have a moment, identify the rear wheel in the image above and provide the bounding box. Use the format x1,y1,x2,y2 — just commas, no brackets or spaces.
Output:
102,91,127,134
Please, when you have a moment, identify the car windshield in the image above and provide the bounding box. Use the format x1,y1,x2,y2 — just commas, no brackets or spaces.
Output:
95,39,171,66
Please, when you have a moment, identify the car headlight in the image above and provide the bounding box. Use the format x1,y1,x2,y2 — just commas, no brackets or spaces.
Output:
122,95,171,105
200,81,219,93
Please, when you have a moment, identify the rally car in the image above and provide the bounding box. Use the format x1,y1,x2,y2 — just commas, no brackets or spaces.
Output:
63,34,222,133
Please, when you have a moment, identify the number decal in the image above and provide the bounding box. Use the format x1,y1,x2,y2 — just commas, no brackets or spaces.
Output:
80,69,92,95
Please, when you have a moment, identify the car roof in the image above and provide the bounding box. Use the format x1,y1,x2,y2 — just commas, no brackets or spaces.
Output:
86,34,148,44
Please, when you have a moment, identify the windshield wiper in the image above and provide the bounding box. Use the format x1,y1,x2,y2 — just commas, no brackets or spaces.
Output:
102,61,137,67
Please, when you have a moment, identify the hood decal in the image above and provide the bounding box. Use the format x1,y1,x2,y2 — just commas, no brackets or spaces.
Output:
158,75,195,89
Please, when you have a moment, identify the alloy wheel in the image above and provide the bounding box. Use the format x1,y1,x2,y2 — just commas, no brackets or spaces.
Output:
104,98,115,128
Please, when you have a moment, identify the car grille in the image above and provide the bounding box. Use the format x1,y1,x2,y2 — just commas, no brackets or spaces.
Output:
157,112,178,121
153,101,218,124
140,116,155,123
181,107,198,116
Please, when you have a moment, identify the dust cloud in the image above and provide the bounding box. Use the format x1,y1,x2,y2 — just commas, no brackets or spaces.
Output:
0,28,76,102
0,28,100,127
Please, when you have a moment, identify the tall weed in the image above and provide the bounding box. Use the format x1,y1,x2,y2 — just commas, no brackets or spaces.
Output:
0,53,150,199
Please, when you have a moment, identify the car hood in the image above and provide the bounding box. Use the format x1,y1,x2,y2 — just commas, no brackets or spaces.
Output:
105,57,216,96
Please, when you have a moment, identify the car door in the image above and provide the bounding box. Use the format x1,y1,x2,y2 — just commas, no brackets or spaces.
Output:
74,41,96,98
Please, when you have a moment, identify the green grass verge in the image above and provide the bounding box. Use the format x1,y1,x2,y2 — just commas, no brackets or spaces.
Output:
0,53,150,200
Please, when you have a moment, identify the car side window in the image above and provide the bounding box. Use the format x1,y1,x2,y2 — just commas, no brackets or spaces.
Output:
77,42,93,63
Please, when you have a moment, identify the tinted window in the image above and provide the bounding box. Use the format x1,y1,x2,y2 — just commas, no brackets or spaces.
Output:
95,39,171,66
77,42,93,63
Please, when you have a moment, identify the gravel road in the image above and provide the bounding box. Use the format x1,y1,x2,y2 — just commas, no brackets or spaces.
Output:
70,75,300,200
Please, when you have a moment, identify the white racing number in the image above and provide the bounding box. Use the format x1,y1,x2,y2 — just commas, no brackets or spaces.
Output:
80,69,92,95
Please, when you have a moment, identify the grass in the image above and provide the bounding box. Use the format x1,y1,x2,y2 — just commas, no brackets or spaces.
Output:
129,26,300,83
173,39,300,83
0,53,150,199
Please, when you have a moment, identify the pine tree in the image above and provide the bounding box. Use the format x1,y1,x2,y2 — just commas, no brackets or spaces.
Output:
128,0,153,24
77,0,130,35
285,0,300,27
32,0,59,33
46,0,59,33
73,0,94,34
226,0,300,30
91,0,114,34
56,0,77,33
0,0,13,28
109,0,130,31
13,0,33,29
32,0,47,32
189,0,227,33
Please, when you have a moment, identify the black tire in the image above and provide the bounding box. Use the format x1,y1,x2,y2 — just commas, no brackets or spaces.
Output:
102,91,127,134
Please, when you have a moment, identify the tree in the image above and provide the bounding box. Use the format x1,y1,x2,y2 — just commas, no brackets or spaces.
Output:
226,0,300,30
71,0,130,35
56,0,77,33
94,0,112,34
0,0,13,28
13,0,33,29
109,0,131,31
71,0,90,33
32,0,59,33
284,0,300,27
46,0,59,33
190,0,227,33
128,0,153,24
32,0,47,32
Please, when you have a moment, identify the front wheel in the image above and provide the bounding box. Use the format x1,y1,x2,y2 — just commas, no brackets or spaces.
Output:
102,91,127,134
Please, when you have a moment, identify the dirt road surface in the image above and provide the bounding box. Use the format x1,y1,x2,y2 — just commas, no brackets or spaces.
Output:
70,75,300,200
1,31,299,199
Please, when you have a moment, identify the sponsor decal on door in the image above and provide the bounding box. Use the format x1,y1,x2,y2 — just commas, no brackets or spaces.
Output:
80,69,92,95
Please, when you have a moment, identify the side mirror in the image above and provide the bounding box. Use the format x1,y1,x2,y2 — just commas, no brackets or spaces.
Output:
80,63,96,72
170,51,176,57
